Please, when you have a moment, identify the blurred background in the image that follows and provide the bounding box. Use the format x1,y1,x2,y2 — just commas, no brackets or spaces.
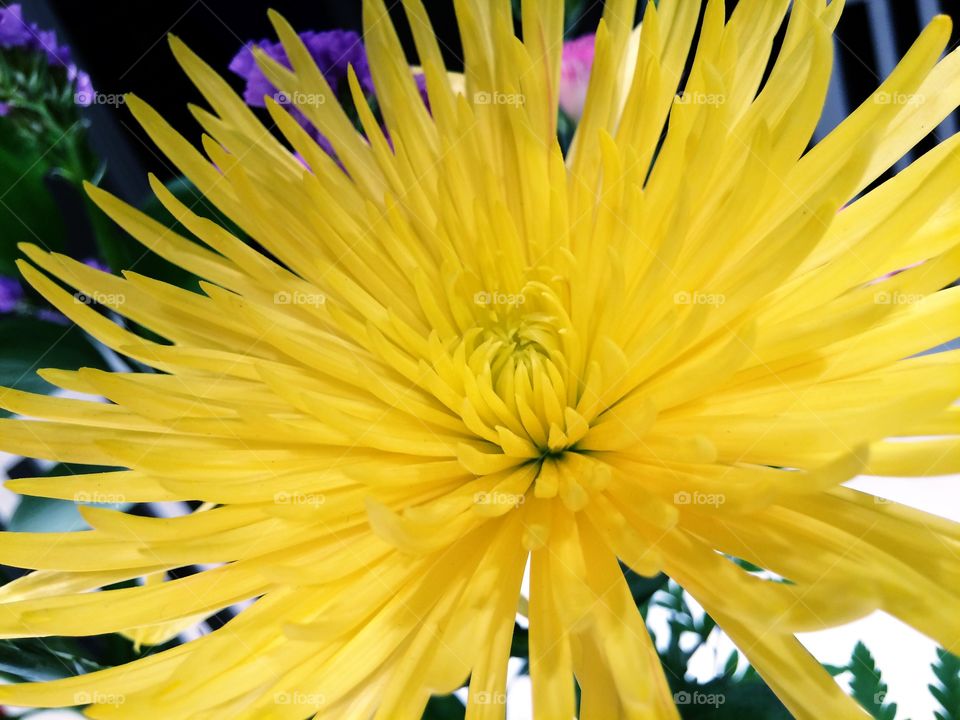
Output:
1,1,959,718
6,0,960,275
38,0,960,199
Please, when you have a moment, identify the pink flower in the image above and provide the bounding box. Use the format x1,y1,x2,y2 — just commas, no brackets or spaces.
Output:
559,34,595,120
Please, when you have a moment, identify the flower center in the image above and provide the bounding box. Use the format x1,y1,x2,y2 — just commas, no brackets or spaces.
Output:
484,312,561,387
448,288,589,457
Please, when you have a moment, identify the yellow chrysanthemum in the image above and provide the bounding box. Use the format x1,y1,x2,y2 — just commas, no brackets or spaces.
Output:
1,0,960,717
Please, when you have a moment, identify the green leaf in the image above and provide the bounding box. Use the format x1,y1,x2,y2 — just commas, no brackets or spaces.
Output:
623,568,669,609
0,315,109,411
8,464,129,532
673,678,792,720
0,637,105,683
0,139,67,275
695,613,717,638
8,495,88,532
930,648,960,720
849,642,898,720
132,176,246,290
722,651,740,679
510,623,529,659
823,663,849,677
729,557,766,574
421,694,466,719
564,0,593,33
511,623,530,676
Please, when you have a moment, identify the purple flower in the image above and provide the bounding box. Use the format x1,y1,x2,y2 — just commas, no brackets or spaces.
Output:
0,5,32,48
230,30,374,162
0,276,23,314
230,30,373,108
35,308,69,326
0,4,70,67
0,102,10,117
82,258,110,273
415,73,430,111
70,65,94,106
33,27,72,68
0,4,93,108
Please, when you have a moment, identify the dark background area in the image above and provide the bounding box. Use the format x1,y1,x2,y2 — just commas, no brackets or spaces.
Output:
13,0,960,203
33,0,477,201
29,0,609,203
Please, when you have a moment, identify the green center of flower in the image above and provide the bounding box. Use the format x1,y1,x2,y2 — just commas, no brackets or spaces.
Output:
484,312,562,385
446,290,590,459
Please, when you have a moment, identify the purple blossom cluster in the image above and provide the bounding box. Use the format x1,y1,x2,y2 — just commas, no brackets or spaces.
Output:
0,260,107,319
230,29,374,106
0,4,93,113
230,27,595,160
230,30,436,159
230,30,372,155
0,276,21,314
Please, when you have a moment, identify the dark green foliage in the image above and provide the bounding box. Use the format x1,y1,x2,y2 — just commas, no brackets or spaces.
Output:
422,694,467,719
0,315,110,417
931,648,960,720
848,642,897,720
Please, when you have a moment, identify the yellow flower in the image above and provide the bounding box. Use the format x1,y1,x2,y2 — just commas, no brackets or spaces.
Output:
1,0,960,718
